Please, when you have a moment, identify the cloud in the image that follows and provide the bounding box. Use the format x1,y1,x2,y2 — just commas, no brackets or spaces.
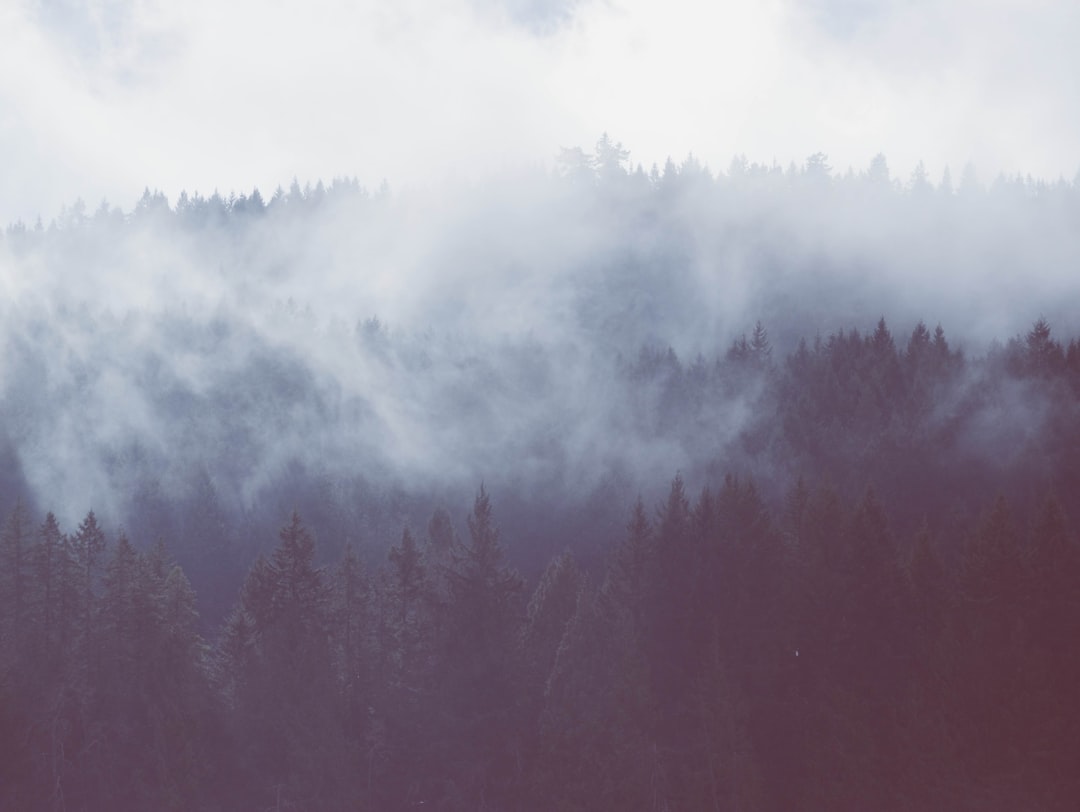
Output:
1,0,567,223
779,0,1080,180
1,0,1077,227
472,0,589,34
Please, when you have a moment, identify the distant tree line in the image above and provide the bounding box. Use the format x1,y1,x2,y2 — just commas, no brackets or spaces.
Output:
6,134,1080,245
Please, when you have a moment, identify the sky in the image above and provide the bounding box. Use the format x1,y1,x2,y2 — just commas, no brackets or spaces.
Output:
1,0,1078,224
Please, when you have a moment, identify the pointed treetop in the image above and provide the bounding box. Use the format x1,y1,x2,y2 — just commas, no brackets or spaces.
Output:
627,495,651,541
464,483,505,574
39,511,63,543
750,320,772,363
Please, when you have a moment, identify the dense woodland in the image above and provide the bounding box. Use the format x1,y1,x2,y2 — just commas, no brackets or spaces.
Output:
2,313,1080,809
3,147,1080,808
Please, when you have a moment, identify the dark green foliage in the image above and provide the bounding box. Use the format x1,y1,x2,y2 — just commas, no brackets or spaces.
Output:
0,500,31,660
534,582,654,811
331,541,372,754
521,549,583,719
218,511,350,810
432,485,526,808
369,526,438,807
0,512,223,810
1,475,1078,811
5,312,1080,809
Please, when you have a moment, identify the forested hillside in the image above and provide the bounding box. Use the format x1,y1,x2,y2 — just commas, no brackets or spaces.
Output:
2,467,1079,809
3,148,1080,809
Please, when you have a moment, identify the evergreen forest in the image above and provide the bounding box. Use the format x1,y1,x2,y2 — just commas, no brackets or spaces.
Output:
3,146,1080,809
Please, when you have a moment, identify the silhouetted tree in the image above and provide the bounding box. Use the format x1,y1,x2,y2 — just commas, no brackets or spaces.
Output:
436,486,525,808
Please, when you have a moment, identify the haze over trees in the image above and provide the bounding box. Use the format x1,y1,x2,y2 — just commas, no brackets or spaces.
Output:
2,142,1080,808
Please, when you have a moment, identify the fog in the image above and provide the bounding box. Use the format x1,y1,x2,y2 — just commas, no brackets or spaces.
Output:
8,5,1080,809
4,1,1078,225
2,151,1079,551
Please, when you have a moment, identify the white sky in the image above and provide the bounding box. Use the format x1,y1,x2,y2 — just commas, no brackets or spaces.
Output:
1,0,1078,224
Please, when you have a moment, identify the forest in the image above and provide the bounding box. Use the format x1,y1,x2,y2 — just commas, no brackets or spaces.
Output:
2,145,1080,809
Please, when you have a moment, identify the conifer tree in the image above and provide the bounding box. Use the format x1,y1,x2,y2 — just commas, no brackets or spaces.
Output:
32,512,64,657
100,531,141,663
0,500,32,660
437,486,525,808
604,496,652,635
332,541,371,725
387,526,426,634
955,496,1027,783
749,320,772,367
521,550,583,724
371,525,439,806
71,510,107,656
534,581,653,811
648,473,695,684
219,512,346,810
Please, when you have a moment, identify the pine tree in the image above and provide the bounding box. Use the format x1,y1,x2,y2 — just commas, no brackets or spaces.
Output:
372,525,438,806
521,550,583,723
1021,496,1080,801
749,320,772,367
955,496,1028,784
908,521,947,643
154,563,216,807
646,474,697,711
93,531,152,808
387,526,426,635
161,564,204,674
179,469,239,630
424,506,458,603
690,619,764,812
332,542,371,729
71,510,107,657
218,512,346,810
1025,317,1065,377
0,500,32,660
604,496,652,635
436,486,525,809
217,604,256,710
32,512,64,658
100,531,141,663
845,489,911,688
329,542,376,805
782,475,811,547
534,581,654,811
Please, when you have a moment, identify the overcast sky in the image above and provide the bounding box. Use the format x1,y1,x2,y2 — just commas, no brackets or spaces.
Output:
2,0,1078,224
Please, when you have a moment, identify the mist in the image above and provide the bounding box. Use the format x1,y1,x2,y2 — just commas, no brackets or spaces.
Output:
2,149,1079,553
7,1,1080,807
5,1,1080,226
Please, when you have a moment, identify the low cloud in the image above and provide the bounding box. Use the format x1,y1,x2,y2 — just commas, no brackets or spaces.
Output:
3,1,1077,225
